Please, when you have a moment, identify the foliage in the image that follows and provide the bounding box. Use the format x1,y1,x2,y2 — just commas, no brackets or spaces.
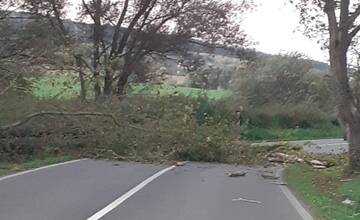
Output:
242,103,334,129
190,66,234,90
231,53,334,110
0,93,270,165
242,126,341,141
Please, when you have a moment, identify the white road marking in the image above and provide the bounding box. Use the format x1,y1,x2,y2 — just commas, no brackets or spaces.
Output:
279,185,314,220
87,165,176,220
277,169,314,220
316,143,348,147
0,159,88,182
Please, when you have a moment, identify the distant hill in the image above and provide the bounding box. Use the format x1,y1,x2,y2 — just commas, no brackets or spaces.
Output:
5,11,330,75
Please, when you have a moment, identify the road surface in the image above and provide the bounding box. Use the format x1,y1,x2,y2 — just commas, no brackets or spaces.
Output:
293,138,348,154
0,159,311,220
253,138,349,154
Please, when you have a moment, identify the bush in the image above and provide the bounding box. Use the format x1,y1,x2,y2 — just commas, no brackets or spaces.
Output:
243,103,333,129
0,93,268,164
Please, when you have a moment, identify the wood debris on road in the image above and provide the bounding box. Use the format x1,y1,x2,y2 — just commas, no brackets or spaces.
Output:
232,197,262,204
270,181,287,186
261,173,280,180
227,171,247,177
175,161,187,167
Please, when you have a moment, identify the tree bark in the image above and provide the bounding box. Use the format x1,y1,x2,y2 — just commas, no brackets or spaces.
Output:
75,55,87,102
0,111,148,132
103,68,113,97
116,58,132,96
349,121,360,170
116,72,130,96
330,31,360,170
92,0,103,100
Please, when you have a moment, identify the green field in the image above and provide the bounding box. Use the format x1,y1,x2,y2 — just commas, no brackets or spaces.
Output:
243,127,342,141
31,75,230,100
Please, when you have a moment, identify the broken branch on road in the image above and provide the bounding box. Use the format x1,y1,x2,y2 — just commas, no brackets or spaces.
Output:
232,197,262,204
227,171,247,177
0,111,149,132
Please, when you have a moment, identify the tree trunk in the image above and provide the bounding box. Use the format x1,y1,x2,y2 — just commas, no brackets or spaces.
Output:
116,59,132,97
93,0,103,101
116,72,130,96
330,34,360,171
349,121,360,170
103,68,113,98
75,55,86,102
94,73,102,100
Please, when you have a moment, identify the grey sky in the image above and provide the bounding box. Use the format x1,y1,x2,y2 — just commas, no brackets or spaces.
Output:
67,0,328,62
244,0,327,62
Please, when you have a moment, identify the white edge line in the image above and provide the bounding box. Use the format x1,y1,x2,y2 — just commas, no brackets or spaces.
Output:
277,169,314,220
0,159,88,182
316,143,348,147
87,165,176,220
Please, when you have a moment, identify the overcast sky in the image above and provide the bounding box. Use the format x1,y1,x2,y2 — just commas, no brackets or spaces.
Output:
243,0,328,62
67,0,328,62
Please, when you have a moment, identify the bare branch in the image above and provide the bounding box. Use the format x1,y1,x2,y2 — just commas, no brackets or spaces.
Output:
344,4,360,29
110,0,130,57
350,24,360,38
0,85,11,96
0,112,148,132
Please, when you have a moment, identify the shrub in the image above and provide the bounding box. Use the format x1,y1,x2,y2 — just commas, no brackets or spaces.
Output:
1,94,267,164
243,103,333,129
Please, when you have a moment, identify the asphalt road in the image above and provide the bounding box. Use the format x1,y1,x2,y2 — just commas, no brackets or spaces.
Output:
293,138,349,154
254,138,349,154
0,159,309,220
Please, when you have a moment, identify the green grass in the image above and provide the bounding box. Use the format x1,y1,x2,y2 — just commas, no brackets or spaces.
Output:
0,155,76,177
32,74,83,99
243,126,342,141
128,83,230,100
31,75,230,100
340,178,360,207
287,165,360,220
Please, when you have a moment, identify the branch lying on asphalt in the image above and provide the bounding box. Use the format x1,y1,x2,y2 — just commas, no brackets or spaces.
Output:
0,111,148,132
232,197,262,204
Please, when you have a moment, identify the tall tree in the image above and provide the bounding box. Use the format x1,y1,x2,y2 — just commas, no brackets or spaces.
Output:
21,0,253,99
292,0,360,170
79,0,253,97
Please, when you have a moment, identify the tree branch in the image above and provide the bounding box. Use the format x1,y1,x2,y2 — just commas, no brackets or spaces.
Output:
0,85,11,96
344,5,360,29
0,112,148,132
110,0,130,57
350,24,360,38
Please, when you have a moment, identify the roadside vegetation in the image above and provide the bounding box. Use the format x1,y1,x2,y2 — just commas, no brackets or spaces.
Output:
0,155,75,177
1,91,283,165
287,163,360,220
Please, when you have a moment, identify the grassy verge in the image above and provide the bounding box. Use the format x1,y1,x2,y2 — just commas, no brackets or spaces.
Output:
243,127,342,142
286,164,360,220
0,155,76,177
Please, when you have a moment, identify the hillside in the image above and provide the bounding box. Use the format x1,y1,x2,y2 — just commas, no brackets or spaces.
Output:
5,11,329,76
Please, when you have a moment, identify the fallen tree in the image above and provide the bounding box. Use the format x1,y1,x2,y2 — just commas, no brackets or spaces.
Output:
0,111,147,132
